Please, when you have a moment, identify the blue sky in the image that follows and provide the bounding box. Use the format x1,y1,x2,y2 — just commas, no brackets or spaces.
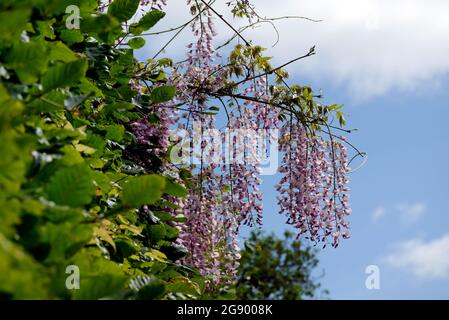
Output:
137,0,449,299
258,75,449,299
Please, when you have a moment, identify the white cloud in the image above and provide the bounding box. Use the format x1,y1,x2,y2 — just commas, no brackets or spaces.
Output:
396,202,427,225
370,201,426,224
247,0,449,100
371,206,386,222
384,234,449,279
144,0,449,101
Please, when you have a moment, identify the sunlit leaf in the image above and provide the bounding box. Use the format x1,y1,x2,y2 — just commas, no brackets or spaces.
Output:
108,0,140,22
47,163,95,207
122,175,166,207
41,59,87,92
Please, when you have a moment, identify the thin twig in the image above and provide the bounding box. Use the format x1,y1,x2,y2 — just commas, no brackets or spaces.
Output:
200,0,251,46
232,47,316,87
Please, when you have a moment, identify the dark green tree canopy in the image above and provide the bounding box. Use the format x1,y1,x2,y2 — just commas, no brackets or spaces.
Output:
237,231,326,300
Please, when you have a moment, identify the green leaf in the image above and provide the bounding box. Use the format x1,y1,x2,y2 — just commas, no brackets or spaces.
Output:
71,250,128,300
150,86,176,104
103,102,135,115
0,234,49,299
0,81,9,103
165,180,188,198
47,41,78,62
162,243,188,261
45,206,85,224
39,221,93,263
336,111,346,126
0,8,31,42
29,90,65,112
36,19,56,40
115,237,140,259
47,163,95,207
41,59,87,92
165,225,179,239
108,0,140,22
122,175,166,207
127,37,145,49
84,133,107,156
92,170,112,193
102,124,125,142
129,10,166,35
153,211,173,221
135,277,166,300
73,0,100,17
5,42,48,84
145,249,168,262
74,273,127,300
166,277,201,296
81,14,120,35
149,224,167,243
64,93,89,110
59,29,84,45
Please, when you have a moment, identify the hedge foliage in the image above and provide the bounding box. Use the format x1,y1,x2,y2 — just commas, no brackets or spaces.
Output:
0,0,208,299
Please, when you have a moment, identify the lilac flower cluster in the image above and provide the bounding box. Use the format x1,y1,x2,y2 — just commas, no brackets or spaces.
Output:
140,2,239,285
140,0,167,10
124,1,353,284
223,79,280,227
277,124,351,247
178,168,241,285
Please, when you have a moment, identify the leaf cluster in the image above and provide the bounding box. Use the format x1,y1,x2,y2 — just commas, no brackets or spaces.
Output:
0,0,203,300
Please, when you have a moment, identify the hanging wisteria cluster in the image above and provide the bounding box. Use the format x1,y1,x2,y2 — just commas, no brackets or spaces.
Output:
277,124,351,248
117,0,354,285
175,1,243,285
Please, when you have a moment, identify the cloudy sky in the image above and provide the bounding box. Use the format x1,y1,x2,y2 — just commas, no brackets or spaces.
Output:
137,0,449,299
